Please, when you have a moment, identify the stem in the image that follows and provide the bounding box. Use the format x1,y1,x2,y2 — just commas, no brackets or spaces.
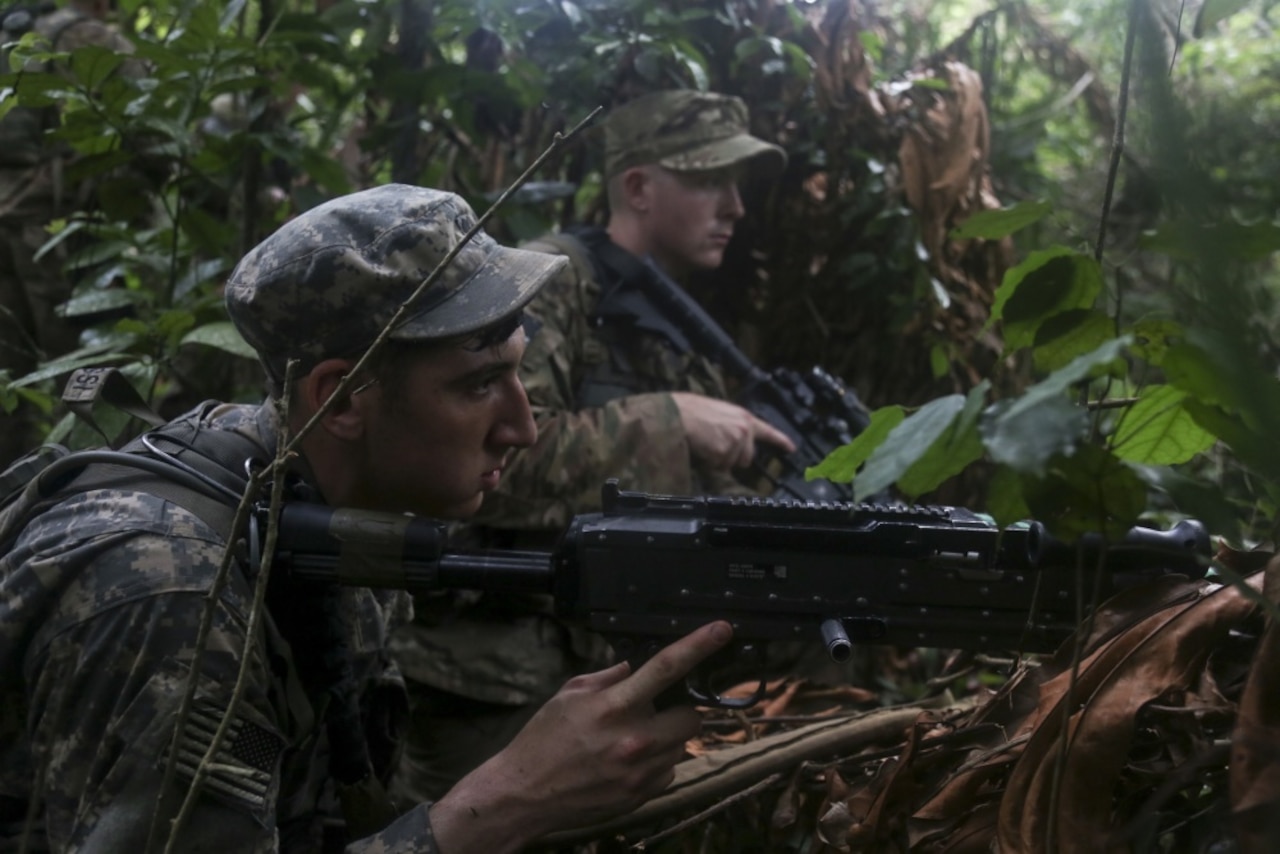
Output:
1096,0,1140,338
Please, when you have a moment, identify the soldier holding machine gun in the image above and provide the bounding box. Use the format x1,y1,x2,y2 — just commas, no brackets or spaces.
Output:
0,184,736,851
392,89,873,803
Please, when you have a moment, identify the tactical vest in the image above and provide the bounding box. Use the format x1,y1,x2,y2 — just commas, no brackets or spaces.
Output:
0,2,84,169
525,227,705,409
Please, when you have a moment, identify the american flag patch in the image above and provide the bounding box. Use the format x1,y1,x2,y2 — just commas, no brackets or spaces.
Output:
171,701,283,808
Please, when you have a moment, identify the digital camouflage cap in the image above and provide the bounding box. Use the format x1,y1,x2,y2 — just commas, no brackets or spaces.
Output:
225,184,567,385
603,90,786,179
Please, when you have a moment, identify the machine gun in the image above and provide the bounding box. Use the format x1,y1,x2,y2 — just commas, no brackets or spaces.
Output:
271,482,1211,708
629,257,869,502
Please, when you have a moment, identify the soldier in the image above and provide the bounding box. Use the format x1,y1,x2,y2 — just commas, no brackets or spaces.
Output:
0,0,141,466
0,184,734,851
392,89,798,803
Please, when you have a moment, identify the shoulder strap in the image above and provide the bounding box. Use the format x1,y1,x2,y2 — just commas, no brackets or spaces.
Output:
1,406,263,555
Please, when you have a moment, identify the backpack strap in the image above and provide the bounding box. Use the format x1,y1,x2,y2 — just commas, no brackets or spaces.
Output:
0,405,265,555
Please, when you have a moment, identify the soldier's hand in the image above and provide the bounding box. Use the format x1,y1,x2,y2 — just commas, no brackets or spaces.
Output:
428,621,734,852
671,392,796,470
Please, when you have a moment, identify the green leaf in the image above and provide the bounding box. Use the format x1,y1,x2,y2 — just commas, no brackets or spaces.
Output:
1032,308,1116,373
985,466,1030,529
68,45,123,90
997,250,1104,351
1023,445,1147,541
950,200,1052,240
1184,400,1280,484
1111,385,1217,465
180,322,257,360
855,395,967,501
980,337,1131,474
1194,0,1253,37
897,381,989,499
1128,318,1184,367
7,353,126,388
56,288,143,319
806,406,904,483
929,344,949,379
981,395,1088,477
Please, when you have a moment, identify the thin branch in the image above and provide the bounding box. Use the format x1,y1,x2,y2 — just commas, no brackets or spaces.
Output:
1096,0,1140,339
631,773,783,850
146,467,268,853
164,363,297,851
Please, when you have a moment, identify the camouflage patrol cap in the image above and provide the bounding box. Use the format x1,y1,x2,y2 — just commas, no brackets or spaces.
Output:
225,184,567,385
603,90,786,179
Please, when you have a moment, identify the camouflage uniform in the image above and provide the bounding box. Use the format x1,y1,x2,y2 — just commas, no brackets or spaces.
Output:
0,402,432,852
1,185,565,851
0,2,142,466
390,91,788,803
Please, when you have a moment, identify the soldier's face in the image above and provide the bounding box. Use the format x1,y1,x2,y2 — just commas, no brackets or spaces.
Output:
643,166,745,275
352,325,537,520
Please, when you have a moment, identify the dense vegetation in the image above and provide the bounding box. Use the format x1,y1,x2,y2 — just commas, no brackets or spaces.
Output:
2,0,1278,849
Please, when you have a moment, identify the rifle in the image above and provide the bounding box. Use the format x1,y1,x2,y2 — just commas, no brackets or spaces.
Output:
588,230,870,504
272,481,1211,708
626,251,869,502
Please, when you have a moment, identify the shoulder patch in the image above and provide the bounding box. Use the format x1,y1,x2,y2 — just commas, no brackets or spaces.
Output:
169,700,284,813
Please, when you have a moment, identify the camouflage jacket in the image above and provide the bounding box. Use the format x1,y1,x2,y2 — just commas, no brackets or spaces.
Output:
0,402,435,853
473,226,750,534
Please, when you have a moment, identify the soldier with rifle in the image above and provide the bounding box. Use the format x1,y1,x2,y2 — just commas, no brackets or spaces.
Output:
392,89,871,804
0,183,735,851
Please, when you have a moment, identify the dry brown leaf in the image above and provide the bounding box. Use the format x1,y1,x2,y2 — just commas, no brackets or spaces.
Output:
1230,554,1280,852
997,573,1263,852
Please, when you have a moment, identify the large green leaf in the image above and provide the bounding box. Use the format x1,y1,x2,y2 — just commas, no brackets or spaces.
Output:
806,405,904,484
980,337,1131,474
1032,309,1116,373
897,381,989,499
989,247,1103,351
1023,445,1148,542
181,322,257,360
981,395,1088,477
1111,385,1217,465
950,200,1051,241
854,395,966,501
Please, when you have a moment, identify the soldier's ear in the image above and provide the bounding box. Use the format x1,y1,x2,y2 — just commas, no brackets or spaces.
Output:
618,166,653,213
300,358,368,441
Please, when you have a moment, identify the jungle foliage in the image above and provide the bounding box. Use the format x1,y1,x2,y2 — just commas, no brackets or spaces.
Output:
2,0,1279,849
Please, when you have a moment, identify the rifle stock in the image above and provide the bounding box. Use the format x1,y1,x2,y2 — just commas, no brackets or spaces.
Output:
274,482,1211,707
